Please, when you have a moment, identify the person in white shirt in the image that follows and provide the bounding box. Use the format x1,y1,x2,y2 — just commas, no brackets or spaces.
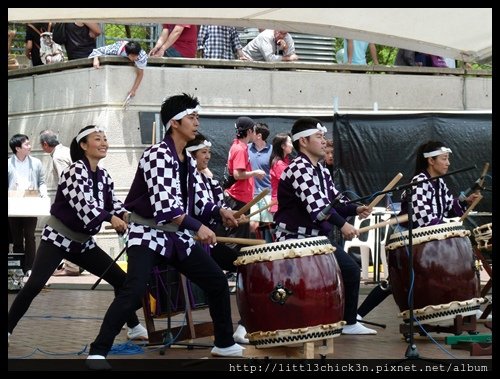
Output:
39,129,81,276
8,134,47,274
242,30,299,62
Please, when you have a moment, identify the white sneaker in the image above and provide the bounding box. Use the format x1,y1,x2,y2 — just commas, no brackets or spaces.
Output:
127,324,148,340
356,314,363,321
22,270,32,284
342,322,377,335
211,343,245,357
233,324,249,344
86,355,111,370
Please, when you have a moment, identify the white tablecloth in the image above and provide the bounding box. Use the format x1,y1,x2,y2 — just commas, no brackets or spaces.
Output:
8,197,51,217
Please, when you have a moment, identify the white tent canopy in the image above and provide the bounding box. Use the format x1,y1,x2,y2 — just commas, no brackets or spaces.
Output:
8,8,492,63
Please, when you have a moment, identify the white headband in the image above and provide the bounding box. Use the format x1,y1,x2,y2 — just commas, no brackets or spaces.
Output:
165,105,201,131
292,123,327,142
423,147,452,158
76,126,105,143
186,140,212,153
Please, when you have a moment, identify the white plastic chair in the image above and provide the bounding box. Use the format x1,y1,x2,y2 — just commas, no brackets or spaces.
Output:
344,207,392,280
344,215,376,279
378,222,390,280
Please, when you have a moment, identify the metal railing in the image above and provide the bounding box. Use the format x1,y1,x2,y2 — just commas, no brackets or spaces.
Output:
9,23,337,63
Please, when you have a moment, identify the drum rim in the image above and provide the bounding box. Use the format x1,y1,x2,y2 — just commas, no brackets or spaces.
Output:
386,222,470,250
247,321,345,347
240,236,331,253
398,297,485,324
235,236,335,266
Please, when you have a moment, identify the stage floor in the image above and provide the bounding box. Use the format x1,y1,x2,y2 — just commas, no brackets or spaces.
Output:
8,272,491,370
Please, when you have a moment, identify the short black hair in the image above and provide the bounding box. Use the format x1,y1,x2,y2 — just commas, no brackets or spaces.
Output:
255,122,270,141
291,117,323,152
161,93,200,134
9,134,29,154
124,41,142,55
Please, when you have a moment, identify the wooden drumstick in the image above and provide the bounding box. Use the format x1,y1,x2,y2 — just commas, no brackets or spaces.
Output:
460,194,483,222
205,236,266,245
478,162,489,188
151,121,156,145
358,214,408,234
238,200,277,224
233,188,270,218
104,225,265,245
366,173,403,209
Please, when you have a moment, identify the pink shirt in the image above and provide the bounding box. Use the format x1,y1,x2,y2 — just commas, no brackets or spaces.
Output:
269,157,290,213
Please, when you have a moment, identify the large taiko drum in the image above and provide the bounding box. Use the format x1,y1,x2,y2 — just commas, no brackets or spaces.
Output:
235,236,345,347
386,222,483,324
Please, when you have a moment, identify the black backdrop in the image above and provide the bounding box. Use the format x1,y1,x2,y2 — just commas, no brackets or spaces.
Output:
332,112,492,215
138,112,492,219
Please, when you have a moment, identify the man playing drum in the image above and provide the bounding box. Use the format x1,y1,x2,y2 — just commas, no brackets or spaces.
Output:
274,117,376,335
86,94,243,370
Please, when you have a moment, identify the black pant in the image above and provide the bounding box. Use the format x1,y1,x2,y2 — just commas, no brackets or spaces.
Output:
210,243,239,272
8,240,140,334
9,217,37,272
89,244,235,356
328,239,361,325
357,283,392,318
219,194,250,252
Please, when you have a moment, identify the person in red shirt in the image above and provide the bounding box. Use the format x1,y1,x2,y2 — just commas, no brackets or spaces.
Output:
222,117,265,250
149,24,198,58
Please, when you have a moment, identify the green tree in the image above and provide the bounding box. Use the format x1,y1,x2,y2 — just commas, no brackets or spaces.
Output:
103,23,156,50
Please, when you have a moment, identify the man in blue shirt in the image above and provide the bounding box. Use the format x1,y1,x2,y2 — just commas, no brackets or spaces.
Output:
248,122,273,241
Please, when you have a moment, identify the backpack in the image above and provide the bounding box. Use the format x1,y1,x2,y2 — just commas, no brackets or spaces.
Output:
221,164,236,190
39,32,65,64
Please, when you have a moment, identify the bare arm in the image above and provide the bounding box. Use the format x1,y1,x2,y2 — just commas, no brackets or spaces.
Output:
25,40,33,60
235,48,245,59
149,28,170,56
84,22,101,38
346,39,354,63
129,68,144,97
233,168,266,180
150,26,185,57
369,43,379,64
160,25,184,51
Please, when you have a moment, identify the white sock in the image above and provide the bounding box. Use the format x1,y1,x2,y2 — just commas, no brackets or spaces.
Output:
87,354,106,359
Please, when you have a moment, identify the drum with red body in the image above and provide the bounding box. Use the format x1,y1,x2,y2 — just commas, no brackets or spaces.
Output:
386,222,482,323
235,236,345,347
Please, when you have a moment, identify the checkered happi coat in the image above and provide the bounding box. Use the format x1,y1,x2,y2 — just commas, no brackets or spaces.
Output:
42,158,126,253
274,153,357,241
403,171,466,228
125,135,220,259
198,173,227,229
